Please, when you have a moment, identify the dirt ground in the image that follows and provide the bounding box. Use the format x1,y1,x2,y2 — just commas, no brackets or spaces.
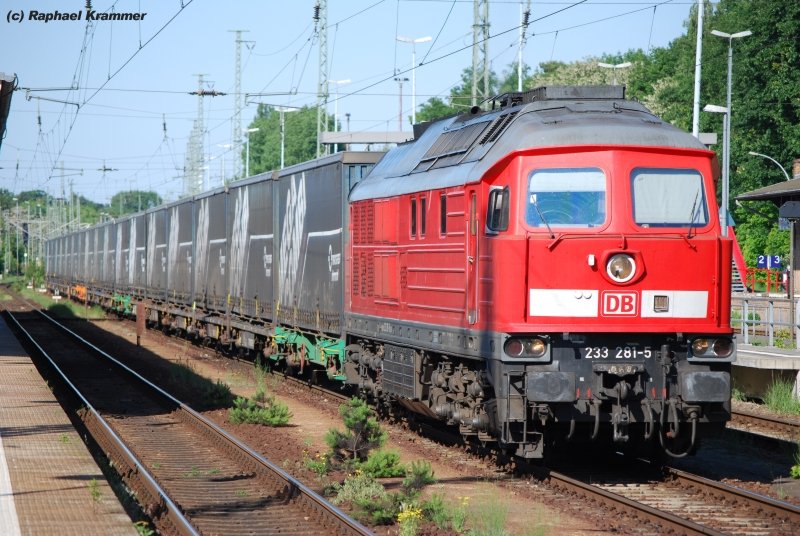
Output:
84,317,800,534
86,319,613,535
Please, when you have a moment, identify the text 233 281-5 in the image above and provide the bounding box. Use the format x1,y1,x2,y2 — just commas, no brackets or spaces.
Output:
584,346,652,359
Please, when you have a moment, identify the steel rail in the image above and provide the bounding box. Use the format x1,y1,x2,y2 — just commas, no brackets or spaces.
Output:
2,309,199,536
540,468,725,535
732,407,800,438
665,466,800,525
9,301,372,536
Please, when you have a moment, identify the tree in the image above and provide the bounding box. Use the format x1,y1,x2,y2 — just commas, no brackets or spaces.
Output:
109,191,162,217
416,68,501,123
325,398,387,463
245,104,336,176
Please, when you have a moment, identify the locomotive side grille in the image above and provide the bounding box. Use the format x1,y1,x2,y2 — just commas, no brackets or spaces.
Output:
364,203,374,243
366,253,375,296
382,344,418,399
352,253,360,296
479,111,519,145
352,205,361,244
419,121,490,164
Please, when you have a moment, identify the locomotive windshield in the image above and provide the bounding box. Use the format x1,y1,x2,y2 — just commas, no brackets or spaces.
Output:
632,168,708,227
526,167,606,228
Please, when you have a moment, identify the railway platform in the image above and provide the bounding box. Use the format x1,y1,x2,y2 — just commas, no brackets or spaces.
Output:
0,316,137,535
734,343,800,399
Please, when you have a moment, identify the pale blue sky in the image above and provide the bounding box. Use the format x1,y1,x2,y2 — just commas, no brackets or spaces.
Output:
1,0,701,204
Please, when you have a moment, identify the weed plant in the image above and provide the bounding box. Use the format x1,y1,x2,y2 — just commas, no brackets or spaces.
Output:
402,460,436,493
228,395,292,426
764,378,800,415
359,450,406,478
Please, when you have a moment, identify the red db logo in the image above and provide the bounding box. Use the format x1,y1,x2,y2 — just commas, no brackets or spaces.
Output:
602,292,638,316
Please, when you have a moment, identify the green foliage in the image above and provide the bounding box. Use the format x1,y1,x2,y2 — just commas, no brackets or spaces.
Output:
168,362,232,408
402,460,436,493
397,503,423,536
416,68,501,123
109,191,162,217
245,105,336,176
467,493,510,536
88,478,101,503
228,395,292,426
422,493,450,530
359,449,406,478
731,385,746,402
763,378,800,415
330,472,398,524
303,450,331,477
133,521,155,536
792,443,800,479
325,398,387,463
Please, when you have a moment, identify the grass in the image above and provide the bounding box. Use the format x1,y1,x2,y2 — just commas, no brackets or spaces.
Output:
168,361,232,408
19,287,106,319
228,395,292,426
763,378,800,415
88,478,102,503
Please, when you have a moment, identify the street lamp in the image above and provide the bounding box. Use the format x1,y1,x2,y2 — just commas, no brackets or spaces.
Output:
244,127,259,178
328,79,350,134
704,104,730,236
275,106,301,169
396,35,431,125
710,29,751,236
597,61,632,85
13,197,18,275
748,151,791,181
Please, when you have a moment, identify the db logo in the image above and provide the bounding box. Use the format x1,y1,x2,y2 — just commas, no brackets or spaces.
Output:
602,291,638,316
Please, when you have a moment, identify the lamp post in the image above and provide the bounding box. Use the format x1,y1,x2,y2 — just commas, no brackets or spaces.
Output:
748,150,794,331
710,29,751,235
327,79,350,134
597,61,632,85
275,106,300,169
747,151,791,181
397,35,432,126
244,127,259,177
13,197,18,275
704,104,730,236
394,76,409,131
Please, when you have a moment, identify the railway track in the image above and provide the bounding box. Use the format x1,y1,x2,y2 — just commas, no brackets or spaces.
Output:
1,298,371,536
545,457,800,535
731,407,800,439
21,298,800,535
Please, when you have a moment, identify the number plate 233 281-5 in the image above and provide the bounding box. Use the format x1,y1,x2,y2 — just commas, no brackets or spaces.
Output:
583,346,652,360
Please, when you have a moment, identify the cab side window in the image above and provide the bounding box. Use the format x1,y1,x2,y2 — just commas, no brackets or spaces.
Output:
487,187,509,232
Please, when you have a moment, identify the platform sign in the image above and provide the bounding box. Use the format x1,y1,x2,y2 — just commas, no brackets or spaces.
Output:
756,255,782,269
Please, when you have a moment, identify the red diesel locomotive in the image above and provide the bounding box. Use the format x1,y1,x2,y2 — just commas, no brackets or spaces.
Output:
47,85,734,460
344,86,734,458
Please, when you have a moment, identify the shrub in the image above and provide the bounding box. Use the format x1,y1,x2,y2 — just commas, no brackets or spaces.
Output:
359,450,406,478
331,471,398,524
402,460,436,494
228,395,292,426
326,398,387,463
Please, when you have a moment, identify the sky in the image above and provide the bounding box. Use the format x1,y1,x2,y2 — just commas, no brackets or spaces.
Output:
0,0,704,205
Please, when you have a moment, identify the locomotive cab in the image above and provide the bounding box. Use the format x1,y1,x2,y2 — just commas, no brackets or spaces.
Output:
346,86,734,460
483,146,734,457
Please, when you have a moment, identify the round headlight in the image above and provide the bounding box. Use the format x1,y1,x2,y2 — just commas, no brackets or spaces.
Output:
712,338,733,357
504,338,524,357
527,338,547,357
606,254,636,283
691,338,709,355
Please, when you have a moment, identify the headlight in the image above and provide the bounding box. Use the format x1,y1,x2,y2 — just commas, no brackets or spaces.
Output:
606,253,636,283
504,337,548,358
690,337,733,358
